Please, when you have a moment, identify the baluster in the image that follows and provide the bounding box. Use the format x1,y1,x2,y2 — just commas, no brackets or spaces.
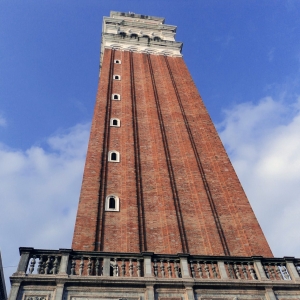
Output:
37,256,43,274
52,256,58,275
263,264,270,279
197,261,203,278
190,261,195,278
129,259,133,277
153,259,158,277
211,262,218,278
226,262,235,279
121,259,126,277
29,256,36,274
70,259,76,275
95,258,100,276
160,260,165,278
241,263,248,279
296,264,300,276
248,263,257,280
234,262,241,279
112,258,117,277
87,257,92,276
137,259,141,277
204,261,210,278
276,263,283,280
269,263,276,280
174,260,179,278
79,257,84,276
281,264,290,280
44,256,51,274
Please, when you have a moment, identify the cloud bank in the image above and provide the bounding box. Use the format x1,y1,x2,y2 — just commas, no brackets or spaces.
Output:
1,94,300,292
219,96,300,257
0,123,90,290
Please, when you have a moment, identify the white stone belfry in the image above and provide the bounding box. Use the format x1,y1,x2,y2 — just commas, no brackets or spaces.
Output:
100,11,183,68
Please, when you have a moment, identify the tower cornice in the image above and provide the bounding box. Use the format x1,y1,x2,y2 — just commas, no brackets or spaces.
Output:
100,12,183,69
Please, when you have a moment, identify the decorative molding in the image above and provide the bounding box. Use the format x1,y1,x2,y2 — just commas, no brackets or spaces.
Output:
100,11,183,69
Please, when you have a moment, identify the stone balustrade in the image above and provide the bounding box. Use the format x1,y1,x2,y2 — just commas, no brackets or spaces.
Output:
14,247,300,283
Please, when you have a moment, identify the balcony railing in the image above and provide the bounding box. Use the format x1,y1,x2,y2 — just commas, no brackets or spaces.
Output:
13,248,300,283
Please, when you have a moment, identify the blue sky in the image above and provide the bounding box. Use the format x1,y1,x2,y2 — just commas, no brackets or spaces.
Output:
1,0,300,290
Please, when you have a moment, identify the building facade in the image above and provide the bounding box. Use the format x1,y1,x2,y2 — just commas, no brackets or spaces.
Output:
0,252,7,300
9,11,300,300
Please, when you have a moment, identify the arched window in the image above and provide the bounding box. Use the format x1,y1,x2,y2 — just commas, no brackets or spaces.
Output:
114,60,121,64
105,195,120,211
110,118,120,127
111,94,120,100
109,197,115,209
108,150,120,162
113,75,121,80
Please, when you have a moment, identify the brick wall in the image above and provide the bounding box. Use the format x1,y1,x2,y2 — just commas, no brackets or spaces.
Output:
72,49,273,257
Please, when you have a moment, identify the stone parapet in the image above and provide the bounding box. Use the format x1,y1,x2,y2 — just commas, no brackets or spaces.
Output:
11,248,300,281
8,248,300,300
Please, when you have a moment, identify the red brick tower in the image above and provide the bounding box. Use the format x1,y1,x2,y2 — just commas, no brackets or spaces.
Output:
72,11,272,258
10,12,300,300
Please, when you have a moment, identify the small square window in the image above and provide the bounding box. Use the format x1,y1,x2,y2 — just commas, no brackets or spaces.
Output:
113,75,121,80
111,94,120,100
110,118,121,127
108,151,120,162
105,195,120,211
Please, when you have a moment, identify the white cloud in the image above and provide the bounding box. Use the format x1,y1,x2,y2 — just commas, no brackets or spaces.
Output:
219,96,300,258
0,123,90,291
2,95,300,293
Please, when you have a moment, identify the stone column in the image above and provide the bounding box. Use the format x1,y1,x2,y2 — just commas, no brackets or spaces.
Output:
58,249,72,275
54,283,64,300
284,257,300,282
265,288,276,300
179,254,190,278
16,247,34,274
8,282,20,300
217,261,228,279
142,252,154,277
145,284,155,300
103,257,111,276
252,257,268,281
185,285,195,300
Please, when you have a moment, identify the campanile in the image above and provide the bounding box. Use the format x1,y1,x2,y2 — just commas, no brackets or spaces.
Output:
72,11,272,258
9,11,300,300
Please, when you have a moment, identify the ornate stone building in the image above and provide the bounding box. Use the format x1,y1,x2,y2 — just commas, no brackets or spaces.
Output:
9,11,300,300
0,252,7,300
